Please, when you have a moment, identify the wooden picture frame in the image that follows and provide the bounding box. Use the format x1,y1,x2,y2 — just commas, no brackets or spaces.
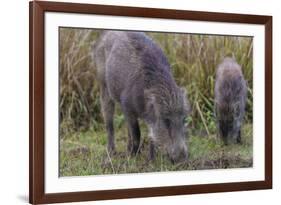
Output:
29,1,272,204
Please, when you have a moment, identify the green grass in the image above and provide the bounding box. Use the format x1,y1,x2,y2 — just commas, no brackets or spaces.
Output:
59,123,252,176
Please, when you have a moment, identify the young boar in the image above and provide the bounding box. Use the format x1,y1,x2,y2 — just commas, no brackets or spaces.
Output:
215,57,247,145
92,31,189,163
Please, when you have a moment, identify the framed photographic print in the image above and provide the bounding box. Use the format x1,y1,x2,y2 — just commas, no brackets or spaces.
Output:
29,1,272,204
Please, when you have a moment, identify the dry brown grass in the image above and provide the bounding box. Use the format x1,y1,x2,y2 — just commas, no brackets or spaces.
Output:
59,28,253,135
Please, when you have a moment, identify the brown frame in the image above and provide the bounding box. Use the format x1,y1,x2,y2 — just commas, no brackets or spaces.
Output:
29,1,272,204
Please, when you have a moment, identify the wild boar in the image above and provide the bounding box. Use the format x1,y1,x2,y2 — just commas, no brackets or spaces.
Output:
215,57,247,145
92,31,189,163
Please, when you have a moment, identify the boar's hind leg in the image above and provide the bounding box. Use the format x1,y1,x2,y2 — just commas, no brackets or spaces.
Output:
100,87,115,154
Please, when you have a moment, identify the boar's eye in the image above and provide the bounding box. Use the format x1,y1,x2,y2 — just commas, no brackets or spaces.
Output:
163,119,170,128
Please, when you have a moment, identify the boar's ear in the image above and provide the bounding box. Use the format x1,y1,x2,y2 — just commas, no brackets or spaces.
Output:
180,87,190,113
180,87,187,98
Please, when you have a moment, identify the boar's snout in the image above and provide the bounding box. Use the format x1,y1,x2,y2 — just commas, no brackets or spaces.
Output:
167,142,188,164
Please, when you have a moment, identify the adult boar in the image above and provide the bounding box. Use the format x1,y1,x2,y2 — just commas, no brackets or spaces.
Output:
92,31,189,163
215,57,247,144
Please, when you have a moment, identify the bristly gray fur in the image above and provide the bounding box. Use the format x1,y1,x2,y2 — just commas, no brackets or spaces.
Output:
215,57,247,144
92,31,189,163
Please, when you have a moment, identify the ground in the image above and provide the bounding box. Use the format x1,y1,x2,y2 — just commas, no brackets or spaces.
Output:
59,124,253,176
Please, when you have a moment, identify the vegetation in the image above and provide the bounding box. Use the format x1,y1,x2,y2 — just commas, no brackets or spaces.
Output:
60,124,252,176
59,28,253,176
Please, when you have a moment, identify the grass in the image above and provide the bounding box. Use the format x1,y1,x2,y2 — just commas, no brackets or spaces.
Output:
59,123,253,176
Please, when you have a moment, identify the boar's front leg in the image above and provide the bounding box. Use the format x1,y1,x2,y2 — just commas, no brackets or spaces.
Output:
120,90,141,155
100,86,115,154
121,105,141,155
236,129,242,144
127,116,141,155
